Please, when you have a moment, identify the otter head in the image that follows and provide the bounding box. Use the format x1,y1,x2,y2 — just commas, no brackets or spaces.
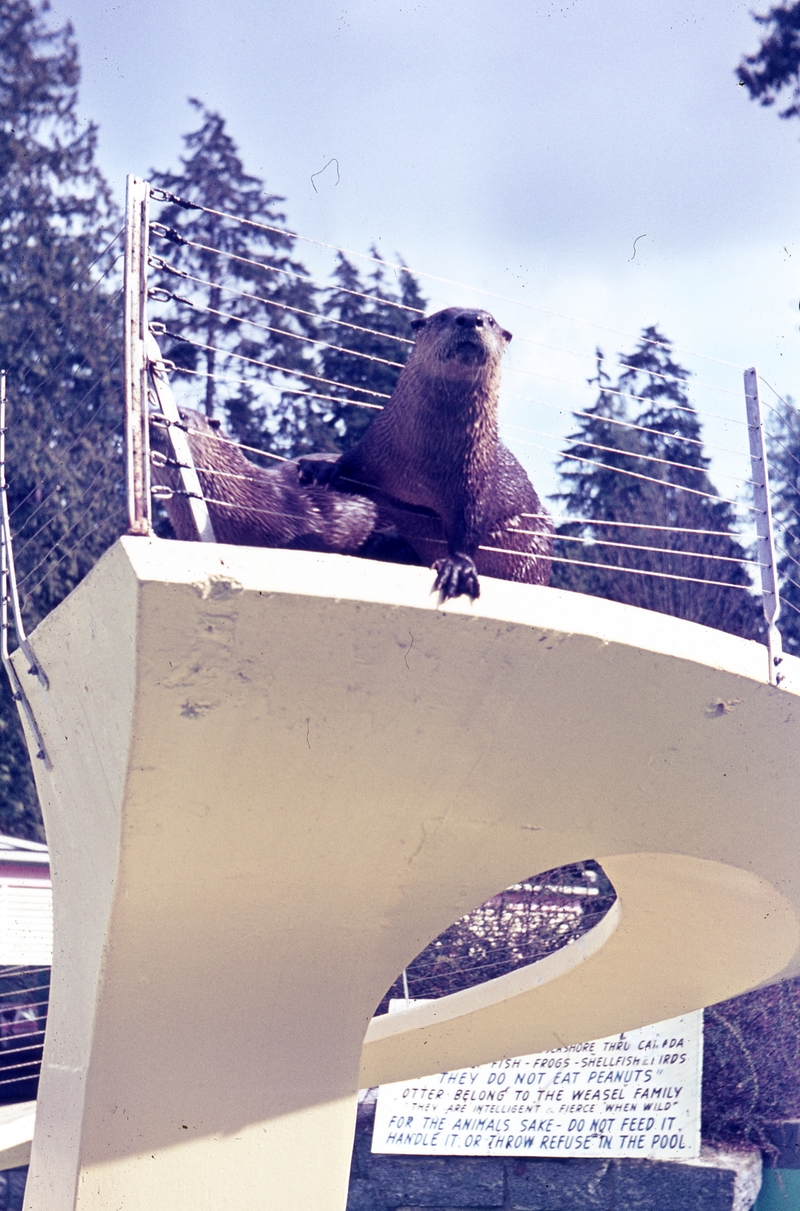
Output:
410,308,512,376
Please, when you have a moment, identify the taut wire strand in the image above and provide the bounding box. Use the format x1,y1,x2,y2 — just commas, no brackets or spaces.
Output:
150,235,422,315
153,416,290,463
19,514,110,605
521,513,747,538
779,593,800,617
150,267,414,346
768,429,800,476
16,466,120,592
153,293,405,370
779,568,800,595
759,374,798,416
10,384,121,546
768,480,800,529
772,535,800,575
508,337,745,398
151,192,745,371
512,436,757,511
502,423,755,486
157,330,392,401
547,530,758,567
142,195,783,615
504,368,747,426
12,461,112,565
480,544,755,590
505,409,746,461
151,277,751,437
13,229,125,380
152,243,739,397
167,365,382,411
0,372,51,766
8,331,124,523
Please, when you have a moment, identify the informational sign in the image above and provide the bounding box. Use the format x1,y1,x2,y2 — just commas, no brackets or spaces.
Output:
372,1010,702,1160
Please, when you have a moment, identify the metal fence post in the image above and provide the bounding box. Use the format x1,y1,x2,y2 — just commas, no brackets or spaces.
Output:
744,367,784,686
125,176,151,535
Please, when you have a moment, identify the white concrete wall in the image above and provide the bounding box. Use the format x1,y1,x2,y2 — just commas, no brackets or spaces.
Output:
11,538,800,1211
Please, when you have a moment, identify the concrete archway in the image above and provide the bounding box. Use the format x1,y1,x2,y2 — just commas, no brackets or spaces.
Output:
13,538,800,1210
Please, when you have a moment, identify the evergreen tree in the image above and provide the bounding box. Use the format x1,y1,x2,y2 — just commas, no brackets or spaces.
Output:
551,328,760,640
767,395,800,655
279,251,426,456
148,102,320,455
735,6,800,645
737,2,800,121
0,0,125,838
149,109,428,460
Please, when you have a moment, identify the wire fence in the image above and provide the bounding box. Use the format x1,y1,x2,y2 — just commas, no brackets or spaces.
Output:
0,181,784,648
0,966,49,1103
0,174,793,809
1,180,799,1107
1,226,126,634
0,179,792,667
374,861,616,1015
0,186,793,724
136,184,787,672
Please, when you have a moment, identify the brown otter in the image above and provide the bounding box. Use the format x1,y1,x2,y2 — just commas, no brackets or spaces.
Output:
298,307,554,599
150,408,382,554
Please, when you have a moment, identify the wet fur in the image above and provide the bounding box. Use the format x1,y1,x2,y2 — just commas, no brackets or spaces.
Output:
298,307,554,599
150,409,379,553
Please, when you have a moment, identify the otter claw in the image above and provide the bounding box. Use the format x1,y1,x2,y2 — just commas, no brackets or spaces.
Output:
297,457,336,487
432,555,480,602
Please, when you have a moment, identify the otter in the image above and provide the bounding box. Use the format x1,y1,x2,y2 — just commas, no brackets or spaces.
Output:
298,307,554,600
149,408,382,554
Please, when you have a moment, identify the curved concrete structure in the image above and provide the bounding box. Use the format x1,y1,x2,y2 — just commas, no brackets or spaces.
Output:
11,537,800,1211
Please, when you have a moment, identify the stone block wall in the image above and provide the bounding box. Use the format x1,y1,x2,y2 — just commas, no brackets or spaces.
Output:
349,1100,761,1211
0,1107,769,1211
765,1123,800,1169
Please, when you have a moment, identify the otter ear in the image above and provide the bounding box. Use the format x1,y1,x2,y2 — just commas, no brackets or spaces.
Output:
208,418,222,431
410,317,427,332
501,328,513,344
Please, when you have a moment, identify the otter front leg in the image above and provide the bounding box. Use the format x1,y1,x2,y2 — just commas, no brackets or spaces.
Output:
432,554,480,602
431,498,487,602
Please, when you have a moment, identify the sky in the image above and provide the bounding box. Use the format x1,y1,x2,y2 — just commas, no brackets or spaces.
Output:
46,0,800,506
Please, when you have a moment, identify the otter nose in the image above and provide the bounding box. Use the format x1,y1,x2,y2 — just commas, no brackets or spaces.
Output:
454,311,489,329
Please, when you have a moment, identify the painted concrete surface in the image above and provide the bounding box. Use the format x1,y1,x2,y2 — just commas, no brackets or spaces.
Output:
0,1105,34,1172
10,537,800,1210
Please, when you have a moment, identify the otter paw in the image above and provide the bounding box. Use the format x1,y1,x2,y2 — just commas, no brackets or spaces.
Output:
432,555,480,602
297,457,336,487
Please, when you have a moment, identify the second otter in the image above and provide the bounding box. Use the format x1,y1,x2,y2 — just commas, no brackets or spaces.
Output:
150,408,380,553
298,307,554,600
